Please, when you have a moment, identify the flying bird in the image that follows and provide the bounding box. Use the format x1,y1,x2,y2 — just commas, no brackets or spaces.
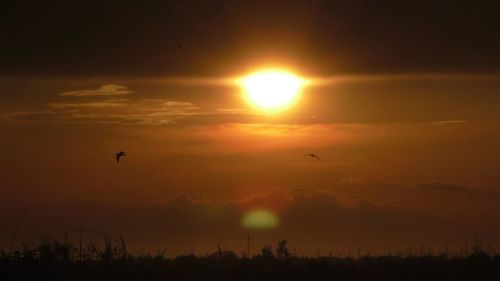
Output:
116,151,126,163
177,40,191,54
305,153,321,161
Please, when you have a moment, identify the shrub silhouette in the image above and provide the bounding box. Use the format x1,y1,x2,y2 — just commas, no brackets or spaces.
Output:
2,237,500,281
37,238,73,263
276,239,291,259
259,245,274,259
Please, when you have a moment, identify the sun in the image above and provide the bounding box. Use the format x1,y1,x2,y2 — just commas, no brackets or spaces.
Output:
240,69,305,112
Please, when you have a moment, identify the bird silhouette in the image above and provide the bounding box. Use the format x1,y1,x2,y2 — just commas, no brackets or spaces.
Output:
305,153,321,161
116,151,126,163
177,40,191,54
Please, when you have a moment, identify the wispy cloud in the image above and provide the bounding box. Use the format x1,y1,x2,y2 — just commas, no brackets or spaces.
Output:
217,108,247,114
11,92,218,125
431,120,469,126
48,98,128,108
341,177,364,185
57,112,175,126
416,181,476,192
9,111,58,122
59,85,132,96
163,101,194,107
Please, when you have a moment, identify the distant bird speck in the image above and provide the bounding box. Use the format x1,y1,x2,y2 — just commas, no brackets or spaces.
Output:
177,40,191,54
305,154,321,161
116,151,126,163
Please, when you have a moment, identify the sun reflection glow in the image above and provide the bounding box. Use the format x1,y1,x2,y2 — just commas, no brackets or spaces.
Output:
241,208,280,230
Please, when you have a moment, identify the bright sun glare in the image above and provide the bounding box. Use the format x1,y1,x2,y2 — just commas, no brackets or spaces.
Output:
241,69,304,112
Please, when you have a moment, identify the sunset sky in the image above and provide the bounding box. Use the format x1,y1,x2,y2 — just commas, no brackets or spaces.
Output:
1,1,500,256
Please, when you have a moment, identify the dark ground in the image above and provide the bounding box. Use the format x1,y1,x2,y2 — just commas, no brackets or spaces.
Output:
2,238,500,281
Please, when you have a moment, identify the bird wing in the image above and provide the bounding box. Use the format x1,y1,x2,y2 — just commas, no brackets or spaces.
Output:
305,154,320,160
116,153,120,162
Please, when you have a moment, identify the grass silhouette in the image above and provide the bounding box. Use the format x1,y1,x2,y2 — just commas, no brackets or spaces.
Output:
1,237,500,280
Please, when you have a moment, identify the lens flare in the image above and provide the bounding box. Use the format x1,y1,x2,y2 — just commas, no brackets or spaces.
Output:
241,208,280,230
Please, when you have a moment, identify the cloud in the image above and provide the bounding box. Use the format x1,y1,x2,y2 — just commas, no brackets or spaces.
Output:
163,101,195,107
59,85,132,96
10,97,211,125
385,180,476,193
48,98,128,108
288,188,310,194
135,100,199,111
416,181,475,192
217,108,247,114
341,177,364,185
431,120,469,126
6,189,492,255
58,112,175,126
9,111,59,122
12,89,257,126
3,1,500,77
27,89,211,125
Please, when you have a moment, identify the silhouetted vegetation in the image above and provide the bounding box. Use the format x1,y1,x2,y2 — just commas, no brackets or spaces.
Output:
2,237,500,280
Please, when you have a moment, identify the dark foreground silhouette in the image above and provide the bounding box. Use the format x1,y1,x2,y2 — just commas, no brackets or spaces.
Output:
2,238,500,281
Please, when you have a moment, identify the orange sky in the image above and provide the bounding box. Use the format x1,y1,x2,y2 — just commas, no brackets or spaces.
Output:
1,74,500,255
1,0,500,256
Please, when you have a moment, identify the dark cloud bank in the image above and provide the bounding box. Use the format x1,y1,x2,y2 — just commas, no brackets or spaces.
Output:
1,0,500,77
2,187,499,256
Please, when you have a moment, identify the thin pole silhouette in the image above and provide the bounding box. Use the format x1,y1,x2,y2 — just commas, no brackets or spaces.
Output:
247,233,250,258
9,212,26,253
217,236,222,257
79,227,83,262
